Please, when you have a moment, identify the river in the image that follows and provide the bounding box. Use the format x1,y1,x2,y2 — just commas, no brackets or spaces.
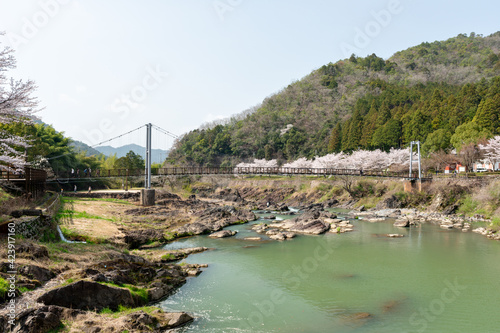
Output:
160,211,500,332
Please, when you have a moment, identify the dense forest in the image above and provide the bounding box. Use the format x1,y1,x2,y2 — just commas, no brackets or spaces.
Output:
167,32,500,167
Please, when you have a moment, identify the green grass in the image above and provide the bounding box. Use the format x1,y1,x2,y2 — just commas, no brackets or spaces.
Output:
0,188,12,202
164,231,176,242
99,305,160,319
458,196,479,215
57,210,116,222
47,323,68,333
18,286,32,293
0,277,9,298
490,216,500,231
98,282,149,304
70,197,134,205
59,226,103,243
161,253,178,261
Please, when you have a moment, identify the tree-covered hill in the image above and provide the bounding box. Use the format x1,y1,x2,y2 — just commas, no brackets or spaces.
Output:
168,32,500,167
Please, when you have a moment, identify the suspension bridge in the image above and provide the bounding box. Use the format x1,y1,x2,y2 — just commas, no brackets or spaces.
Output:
1,123,432,202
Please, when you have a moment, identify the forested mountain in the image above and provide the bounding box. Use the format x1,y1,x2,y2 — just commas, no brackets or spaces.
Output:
168,32,500,167
70,140,101,156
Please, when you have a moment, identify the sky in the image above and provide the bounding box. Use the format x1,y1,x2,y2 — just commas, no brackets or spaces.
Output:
0,0,499,150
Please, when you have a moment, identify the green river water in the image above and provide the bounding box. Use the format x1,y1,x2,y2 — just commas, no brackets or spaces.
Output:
160,211,500,333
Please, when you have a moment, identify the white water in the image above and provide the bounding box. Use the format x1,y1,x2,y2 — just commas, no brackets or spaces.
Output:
56,225,86,244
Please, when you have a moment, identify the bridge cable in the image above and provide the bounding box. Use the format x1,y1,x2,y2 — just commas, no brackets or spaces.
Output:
151,124,179,139
46,125,146,161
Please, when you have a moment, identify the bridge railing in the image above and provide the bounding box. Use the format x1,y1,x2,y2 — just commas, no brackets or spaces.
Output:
0,170,25,180
52,167,433,179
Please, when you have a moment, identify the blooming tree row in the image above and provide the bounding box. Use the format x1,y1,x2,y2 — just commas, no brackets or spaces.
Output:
478,136,500,166
236,148,417,172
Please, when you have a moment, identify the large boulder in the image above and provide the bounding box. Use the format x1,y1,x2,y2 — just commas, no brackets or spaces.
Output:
19,265,55,283
323,199,339,208
175,222,213,236
175,206,256,237
269,232,296,241
4,305,82,333
123,229,166,249
272,209,334,235
16,242,49,259
393,219,410,228
375,195,402,210
37,280,138,311
289,220,330,235
208,230,237,238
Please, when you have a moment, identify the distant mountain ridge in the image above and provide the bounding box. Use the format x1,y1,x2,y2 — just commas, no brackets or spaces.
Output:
95,144,169,164
70,140,101,156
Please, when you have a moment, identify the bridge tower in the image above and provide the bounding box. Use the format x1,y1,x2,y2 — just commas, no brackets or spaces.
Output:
141,123,155,206
404,141,429,193
409,141,421,179
145,123,152,189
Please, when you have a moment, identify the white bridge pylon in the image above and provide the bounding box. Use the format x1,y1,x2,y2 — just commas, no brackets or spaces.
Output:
409,141,421,179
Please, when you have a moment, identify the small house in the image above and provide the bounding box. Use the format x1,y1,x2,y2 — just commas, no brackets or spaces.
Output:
444,163,466,174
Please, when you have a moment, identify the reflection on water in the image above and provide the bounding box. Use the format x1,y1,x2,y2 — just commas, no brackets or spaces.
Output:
161,211,500,333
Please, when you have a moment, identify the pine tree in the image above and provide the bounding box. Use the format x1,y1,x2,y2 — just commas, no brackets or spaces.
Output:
360,102,378,148
346,110,363,151
328,123,342,153
474,97,500,134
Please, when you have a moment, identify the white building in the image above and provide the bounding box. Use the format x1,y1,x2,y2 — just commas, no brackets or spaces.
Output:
473,160,500,172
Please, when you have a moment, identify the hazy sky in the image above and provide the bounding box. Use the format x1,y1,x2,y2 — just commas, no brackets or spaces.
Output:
1,0,499,150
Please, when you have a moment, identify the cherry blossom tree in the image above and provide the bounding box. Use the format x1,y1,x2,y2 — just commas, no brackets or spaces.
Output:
283,157,313,169
479,136,500,170
0,33,39,172
236,159,278,172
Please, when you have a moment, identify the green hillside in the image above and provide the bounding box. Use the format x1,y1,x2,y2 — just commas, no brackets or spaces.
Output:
168,32,500,167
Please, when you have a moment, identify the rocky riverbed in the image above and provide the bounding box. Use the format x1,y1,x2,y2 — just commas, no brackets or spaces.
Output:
2,178,500,332
347,207,500,240
0,238,209,332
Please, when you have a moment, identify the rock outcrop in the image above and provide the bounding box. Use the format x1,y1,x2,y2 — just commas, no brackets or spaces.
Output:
272,209,338,235
174,206,256,237
208,230,237,238
37,280,138,311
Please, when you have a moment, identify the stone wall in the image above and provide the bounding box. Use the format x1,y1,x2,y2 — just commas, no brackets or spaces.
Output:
0,192,61,239
14,216,55,240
